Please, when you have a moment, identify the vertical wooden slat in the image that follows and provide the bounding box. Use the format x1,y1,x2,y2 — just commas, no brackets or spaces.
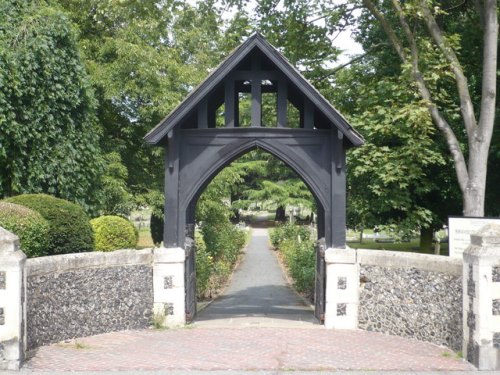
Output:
234,89,240,127
304,98,314,129
251,54,261,127
207,101,216,128
277,79,287,128
225,80,235,127
197,100,208,129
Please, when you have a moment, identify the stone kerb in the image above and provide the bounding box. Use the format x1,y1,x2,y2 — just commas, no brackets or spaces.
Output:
0,227,26,371
153,246,186,328
463,223,500,370
324,247,359,329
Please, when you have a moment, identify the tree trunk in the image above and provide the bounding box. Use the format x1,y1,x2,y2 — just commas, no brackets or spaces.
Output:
275,205,286,222
420,227,433,252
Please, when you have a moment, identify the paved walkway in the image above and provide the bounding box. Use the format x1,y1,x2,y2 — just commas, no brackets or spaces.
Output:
194,227,317,327
21,228,474,372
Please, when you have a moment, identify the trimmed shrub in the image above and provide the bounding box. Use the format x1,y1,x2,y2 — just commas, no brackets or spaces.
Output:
5,194,94,254
0,202,50,257
90,215,137,252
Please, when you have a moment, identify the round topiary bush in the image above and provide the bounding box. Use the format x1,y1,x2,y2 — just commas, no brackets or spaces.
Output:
90,215,137,252
5,194,94,255
0,202,50,257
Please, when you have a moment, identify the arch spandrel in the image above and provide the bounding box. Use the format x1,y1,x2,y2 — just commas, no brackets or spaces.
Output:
178,129,333,214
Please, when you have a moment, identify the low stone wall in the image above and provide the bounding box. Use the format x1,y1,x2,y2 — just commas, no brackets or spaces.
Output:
357,249,463,351
26,249,153,350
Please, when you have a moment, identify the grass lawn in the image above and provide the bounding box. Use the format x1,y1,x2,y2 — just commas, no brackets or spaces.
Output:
347,238,449,256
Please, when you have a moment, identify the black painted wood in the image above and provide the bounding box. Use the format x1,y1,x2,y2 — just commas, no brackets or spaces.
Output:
315,238,326,323
145,33,364,324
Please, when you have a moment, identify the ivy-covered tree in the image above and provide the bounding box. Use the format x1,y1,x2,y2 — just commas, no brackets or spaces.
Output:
0,1,102,211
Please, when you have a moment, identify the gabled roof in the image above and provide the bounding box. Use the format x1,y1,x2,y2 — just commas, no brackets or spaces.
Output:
144,32,364,146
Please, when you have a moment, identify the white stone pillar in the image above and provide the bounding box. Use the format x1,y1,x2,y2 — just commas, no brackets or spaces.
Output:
0,227,26,370
463,224,500,370
153,247,186,328
324,248,359,329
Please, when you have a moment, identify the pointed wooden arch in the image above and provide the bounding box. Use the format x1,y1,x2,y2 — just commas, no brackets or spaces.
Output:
144,33,364,323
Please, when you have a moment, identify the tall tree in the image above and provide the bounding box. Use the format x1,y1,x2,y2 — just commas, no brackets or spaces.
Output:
359,0,498,217
0,0,102,211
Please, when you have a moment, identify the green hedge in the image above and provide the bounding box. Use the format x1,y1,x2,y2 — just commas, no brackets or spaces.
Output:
0,202,50,257
90,215,137,252
270,224,315,296
5,194,94,254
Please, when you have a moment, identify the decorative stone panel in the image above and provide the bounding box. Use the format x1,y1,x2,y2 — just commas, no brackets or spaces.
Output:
493,299,500,316
494,333,500,349
467,264,475,298
493,266,500,282
337,277,346,290
164,276,173,289
336,303,346,316
165,303,174,316
0,308,4,325
0,271,5,289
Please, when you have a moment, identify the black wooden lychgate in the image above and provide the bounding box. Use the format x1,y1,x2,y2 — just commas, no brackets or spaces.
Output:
315,238,327,323
144,33,363,323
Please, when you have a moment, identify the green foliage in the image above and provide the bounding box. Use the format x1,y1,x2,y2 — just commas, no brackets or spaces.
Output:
96,152,134,217
56,0,238,194
5,194,94,255
329,59,460,235
269,223,311,248
270,224,315,295
194,231,213,297
0,1,102,211
0,202,50,258
195,164,247,299
90,215,137,252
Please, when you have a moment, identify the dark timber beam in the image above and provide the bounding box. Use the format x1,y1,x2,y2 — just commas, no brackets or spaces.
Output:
277,79,287,128
225,80,236,127
197,100,208,129
233,70,280,81
251,55,261,128
164,129,179,247
304,99,314,129
330,129,346,248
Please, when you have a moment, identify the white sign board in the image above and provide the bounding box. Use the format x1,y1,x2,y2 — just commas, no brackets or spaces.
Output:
448,217,500,258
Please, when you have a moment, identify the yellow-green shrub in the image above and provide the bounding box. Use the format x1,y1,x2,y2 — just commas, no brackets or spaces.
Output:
90,215,137,252
0,202,50,257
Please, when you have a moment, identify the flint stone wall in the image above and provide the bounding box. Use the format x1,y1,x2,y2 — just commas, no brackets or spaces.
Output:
26,249,153,350
357,249,463,351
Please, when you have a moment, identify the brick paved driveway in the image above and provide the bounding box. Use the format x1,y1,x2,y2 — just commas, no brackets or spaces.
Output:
24,327,473,372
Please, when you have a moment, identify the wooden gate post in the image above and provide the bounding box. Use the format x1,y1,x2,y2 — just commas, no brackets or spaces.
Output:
0,227,26,370
153,247,186,328
324,248,359,329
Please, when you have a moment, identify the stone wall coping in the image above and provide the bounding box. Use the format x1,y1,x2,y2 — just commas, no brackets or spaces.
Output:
154,247,185,263
26,248,153,276
325,247,356,264
357,249,462,275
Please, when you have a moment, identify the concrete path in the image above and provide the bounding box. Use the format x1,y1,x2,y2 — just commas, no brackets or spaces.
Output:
194,227,318,327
